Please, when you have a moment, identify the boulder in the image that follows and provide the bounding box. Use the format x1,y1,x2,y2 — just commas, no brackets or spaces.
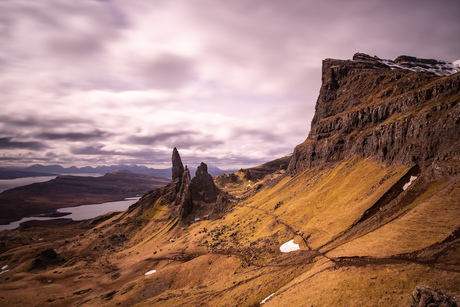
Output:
411,285,456,307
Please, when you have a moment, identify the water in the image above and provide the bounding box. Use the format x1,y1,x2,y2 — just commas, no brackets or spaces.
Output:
0,197,140,231
0,173,104,193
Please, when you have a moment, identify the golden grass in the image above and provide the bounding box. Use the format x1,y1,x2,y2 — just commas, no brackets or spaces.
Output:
327,178,460,257
239,158,409,249
265,262,460,307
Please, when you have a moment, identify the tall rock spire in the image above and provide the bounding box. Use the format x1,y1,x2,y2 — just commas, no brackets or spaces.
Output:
171,147,184,181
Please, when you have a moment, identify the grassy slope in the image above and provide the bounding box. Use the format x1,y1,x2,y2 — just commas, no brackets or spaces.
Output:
0,157,459,306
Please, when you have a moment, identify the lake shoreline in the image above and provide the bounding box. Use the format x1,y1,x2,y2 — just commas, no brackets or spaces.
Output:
0,197,140,231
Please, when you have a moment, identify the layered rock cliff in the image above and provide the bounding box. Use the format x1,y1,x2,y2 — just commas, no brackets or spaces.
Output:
288,53,460,175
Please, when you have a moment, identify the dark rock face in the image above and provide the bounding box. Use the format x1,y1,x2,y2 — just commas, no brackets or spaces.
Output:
411,285,456,307
130,149,225,220
288,53,460,175
176,167,193,218
191,162,219,203
30,249,64,270
171,147,184,181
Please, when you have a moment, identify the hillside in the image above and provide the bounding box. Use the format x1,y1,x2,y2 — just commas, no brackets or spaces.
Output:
0,53,459,306
0,172,170,225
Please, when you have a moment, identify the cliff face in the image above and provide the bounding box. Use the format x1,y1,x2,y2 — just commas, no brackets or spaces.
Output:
288,53,460,174
131,148,225,220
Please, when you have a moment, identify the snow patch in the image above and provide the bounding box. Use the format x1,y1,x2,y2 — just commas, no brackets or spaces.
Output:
260,293,275,304
403,176,417,191
280,239,300,253
145,270,157,276
454,59,460,72
0,265,9,275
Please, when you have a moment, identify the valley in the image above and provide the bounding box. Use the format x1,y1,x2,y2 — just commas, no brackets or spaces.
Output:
0,172,170,225
0,53,459,306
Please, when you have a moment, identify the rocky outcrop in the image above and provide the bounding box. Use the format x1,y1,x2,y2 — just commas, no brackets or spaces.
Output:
411,285,456,307
29,249,65,271
129,148,226,220
191,162,219,203
288,53,460,175
176,167,193,218
352,53,458,76
171,147,185,181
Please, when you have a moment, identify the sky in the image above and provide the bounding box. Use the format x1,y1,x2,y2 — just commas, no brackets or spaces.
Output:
1,0,459,169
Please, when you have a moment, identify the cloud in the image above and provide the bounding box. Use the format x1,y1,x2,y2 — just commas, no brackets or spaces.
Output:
36,130,109,141
0,0,459,168
132,53,197,90
127,131,224,150
0,137,47,150
70,145,118,156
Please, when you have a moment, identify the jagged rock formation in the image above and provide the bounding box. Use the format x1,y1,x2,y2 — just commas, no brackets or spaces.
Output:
288,52,460,174
175,166,193,218
130,148,226,220
191,162,219,203
171,147,184,181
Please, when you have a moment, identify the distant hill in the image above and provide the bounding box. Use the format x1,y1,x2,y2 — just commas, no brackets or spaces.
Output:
0,171,170,225
0,168,56,179
12,164,235,178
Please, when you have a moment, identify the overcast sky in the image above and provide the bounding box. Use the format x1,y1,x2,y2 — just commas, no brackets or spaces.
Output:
1,0,459,169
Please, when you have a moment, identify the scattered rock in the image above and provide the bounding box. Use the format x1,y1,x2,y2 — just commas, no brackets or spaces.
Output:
30,249,64,271
411,285,456,307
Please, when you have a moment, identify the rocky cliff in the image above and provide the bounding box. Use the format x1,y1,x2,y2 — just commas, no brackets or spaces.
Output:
1,54,459,307
288,53,460,174
129,148,226,220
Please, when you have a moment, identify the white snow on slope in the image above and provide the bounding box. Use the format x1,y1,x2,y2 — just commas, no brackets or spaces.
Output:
260,293,275,304
0,265,9,275
403,176,417,191
453,60,460,71
145,270,157,276
280,239,300,253
356,53,459,76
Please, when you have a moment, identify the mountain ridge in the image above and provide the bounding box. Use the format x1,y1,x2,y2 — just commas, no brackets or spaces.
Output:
1,163,235,179
0,53,458,306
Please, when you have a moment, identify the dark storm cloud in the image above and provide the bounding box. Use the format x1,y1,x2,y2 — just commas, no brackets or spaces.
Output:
0,137,47,150
36,130,109,141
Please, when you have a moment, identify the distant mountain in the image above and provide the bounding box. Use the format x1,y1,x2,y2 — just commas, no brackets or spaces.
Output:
18,164,235,178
